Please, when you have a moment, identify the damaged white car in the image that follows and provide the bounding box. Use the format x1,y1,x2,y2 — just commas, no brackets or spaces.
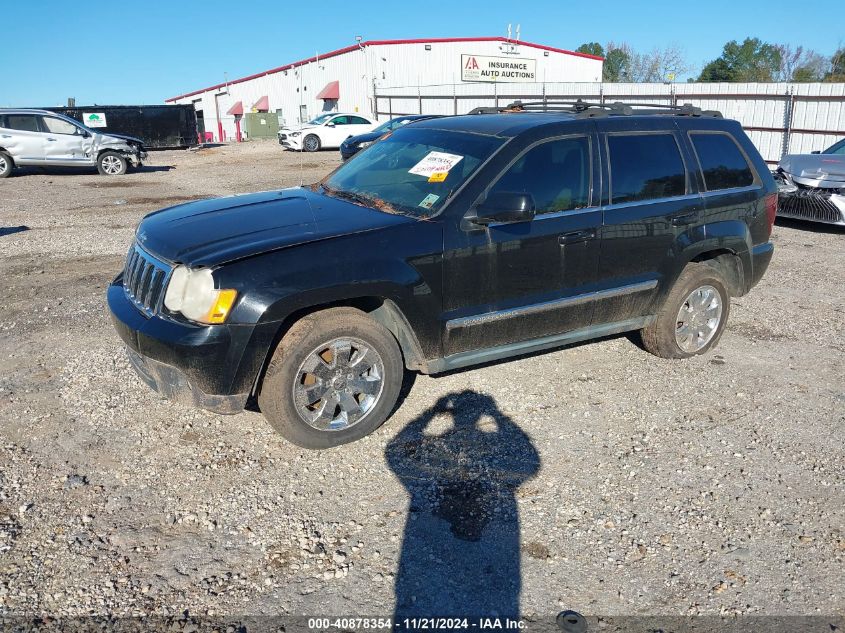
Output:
0,109,147,178
774,139,845,226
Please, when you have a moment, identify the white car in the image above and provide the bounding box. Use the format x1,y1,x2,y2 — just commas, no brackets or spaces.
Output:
278,113,375,152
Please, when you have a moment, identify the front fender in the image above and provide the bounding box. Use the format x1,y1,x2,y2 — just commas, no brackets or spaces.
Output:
214,221,445,360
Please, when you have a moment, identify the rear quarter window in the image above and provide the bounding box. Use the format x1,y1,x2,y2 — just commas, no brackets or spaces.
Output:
608,133,687,204
5,115,41,132
689,132,755,190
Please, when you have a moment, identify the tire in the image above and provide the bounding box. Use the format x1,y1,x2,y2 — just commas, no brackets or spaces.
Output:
0,151,13,178
258,307,404,449
97,151,127,176
640,262,730,359
302,134,321,152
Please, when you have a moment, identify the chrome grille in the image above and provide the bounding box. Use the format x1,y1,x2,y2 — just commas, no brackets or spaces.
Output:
778,190,844,224
122,243,172,316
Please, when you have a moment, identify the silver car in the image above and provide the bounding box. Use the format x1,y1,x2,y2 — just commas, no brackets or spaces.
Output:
775,138,845,226
0,109,147,178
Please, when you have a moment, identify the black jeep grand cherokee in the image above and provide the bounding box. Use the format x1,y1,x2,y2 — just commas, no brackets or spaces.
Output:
108,102,776,449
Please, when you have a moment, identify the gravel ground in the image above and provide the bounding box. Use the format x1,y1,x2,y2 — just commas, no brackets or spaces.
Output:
1,141,843,622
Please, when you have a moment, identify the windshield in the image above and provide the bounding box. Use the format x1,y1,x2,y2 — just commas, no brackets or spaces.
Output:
308,113,335,126
823,139,845,155
322,126,505,217
373,117,415,134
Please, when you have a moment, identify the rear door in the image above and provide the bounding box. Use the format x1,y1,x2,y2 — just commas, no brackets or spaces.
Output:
442,123,603,356
592,119,703,326
2,113,48,163
681,124,763,240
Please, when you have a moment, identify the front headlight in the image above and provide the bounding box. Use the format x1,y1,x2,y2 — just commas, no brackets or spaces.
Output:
290,131,302,137
358,141,373,149
163,266,237,324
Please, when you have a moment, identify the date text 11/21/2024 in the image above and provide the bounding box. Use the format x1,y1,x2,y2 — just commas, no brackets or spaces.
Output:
307,617,528,630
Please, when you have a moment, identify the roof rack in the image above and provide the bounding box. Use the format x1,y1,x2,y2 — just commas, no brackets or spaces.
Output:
468,99,723,118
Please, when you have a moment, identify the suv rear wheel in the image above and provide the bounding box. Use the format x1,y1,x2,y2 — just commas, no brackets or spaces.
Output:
0,151,13,178
640,262,730,359
258,307,404,449
97,151,127,176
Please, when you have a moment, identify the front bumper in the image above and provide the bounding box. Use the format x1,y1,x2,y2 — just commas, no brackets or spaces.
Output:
126,347,245,414
777,189,845,225
107,278,275,415
339,144,359,160
278,135,302,150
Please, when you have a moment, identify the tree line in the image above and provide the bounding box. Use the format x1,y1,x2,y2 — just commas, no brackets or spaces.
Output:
576,39,845,83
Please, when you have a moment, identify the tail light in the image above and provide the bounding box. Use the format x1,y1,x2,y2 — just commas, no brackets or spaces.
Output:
763,192,777,238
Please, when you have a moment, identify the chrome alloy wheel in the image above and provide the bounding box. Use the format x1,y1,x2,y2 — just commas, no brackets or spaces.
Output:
303,136,319,152
675,285,723,353
101,155,123,175
292,337,385,431
0,155,7,172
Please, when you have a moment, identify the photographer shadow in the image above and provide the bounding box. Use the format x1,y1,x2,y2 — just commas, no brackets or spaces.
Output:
385,390,540,618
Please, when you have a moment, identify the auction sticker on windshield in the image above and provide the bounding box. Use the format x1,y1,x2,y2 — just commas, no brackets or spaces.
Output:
409,151,464,178
418,193,440,209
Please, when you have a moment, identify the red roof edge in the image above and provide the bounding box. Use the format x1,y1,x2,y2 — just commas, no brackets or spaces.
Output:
165,37,603,102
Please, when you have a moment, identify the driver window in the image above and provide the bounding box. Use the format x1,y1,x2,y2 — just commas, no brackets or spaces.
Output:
42,116,80,135
331,116,349,125
489,136,591,215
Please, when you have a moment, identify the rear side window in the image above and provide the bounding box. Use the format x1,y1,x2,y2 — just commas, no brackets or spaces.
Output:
690,132,755,190
490,136,592,214
608,133,686,204
5,115,41,132
348,116,371,125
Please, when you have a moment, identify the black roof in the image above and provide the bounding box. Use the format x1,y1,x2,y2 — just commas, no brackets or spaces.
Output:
411,112,580,137
411,100,724,138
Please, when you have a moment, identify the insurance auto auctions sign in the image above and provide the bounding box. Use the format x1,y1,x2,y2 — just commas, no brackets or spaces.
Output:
461,54,537,83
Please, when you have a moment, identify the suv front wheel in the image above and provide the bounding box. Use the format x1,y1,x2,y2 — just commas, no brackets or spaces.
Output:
641,262,730,359
97,151,127,176
258,307,404,448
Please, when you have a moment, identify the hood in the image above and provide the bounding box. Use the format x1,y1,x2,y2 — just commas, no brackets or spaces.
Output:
99,131,144,147
343,130,382,146
136,187,413,268
280,124,318,134
779,153,845,188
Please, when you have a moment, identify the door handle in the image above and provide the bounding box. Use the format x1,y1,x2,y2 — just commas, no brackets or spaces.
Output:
47,138,57,142
0,134,11,139
559,229,596,245
670,211,698,226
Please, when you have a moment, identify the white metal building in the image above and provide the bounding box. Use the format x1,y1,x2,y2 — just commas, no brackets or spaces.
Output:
165,37,603,142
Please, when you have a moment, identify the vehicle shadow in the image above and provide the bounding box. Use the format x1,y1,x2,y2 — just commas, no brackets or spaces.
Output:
0,225,30,238
385,390,540,617
775,216,845,235
8,165,174,177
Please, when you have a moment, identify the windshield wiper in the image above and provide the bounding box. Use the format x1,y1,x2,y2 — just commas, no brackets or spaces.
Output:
321,185,408,216
322,186,374,207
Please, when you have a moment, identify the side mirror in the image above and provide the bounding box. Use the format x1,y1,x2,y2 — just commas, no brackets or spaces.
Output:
474,192,535,225
811,150,820,154
326,122,336,128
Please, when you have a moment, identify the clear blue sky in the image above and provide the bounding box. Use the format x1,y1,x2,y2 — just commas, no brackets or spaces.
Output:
2,0,842,107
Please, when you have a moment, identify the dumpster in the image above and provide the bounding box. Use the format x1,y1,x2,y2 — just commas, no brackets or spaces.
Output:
42,104,198,149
